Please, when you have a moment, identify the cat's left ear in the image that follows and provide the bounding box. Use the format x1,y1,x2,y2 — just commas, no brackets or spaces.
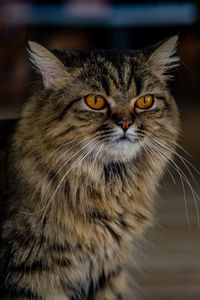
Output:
28,41,66,90
147,35,179,75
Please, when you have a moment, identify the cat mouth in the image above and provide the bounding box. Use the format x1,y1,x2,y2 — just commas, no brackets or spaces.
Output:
114,133,140,144
110,132,139,145
115,134,132,143
119,136,130,141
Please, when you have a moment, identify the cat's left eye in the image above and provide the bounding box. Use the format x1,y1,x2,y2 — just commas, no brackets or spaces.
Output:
135,95,154,110
84,94,106,110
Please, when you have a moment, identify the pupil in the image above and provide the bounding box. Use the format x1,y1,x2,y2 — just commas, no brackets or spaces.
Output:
95,96,98,104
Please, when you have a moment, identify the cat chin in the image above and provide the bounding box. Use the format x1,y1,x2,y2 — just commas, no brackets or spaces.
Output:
102,140,141,162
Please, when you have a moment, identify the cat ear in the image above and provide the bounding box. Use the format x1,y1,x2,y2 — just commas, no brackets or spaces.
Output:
147,36,179,75
28,41,66,90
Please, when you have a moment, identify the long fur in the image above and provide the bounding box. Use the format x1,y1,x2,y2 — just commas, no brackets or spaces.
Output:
0,37,180,299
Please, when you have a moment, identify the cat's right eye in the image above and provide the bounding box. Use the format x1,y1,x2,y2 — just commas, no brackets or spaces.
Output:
84,94,106,110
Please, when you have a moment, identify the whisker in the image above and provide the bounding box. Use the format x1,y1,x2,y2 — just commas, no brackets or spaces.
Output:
146,138,191,226
137,128,191,157
41,138,96,205
85,144,103,188
153,137,200,188
142,141,167,185
41,140,99,221
84,143,103,217
150,139,200,227
41,138,90,203
180,60,198,80
153,135,192,157
144,138,176,185
44,139,77,163
25,138,98,216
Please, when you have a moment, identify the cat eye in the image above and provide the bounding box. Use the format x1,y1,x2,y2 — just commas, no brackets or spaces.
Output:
85,94,106,110
135,95,154,110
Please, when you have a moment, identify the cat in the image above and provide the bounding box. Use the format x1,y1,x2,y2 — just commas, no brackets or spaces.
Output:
0,36,180,299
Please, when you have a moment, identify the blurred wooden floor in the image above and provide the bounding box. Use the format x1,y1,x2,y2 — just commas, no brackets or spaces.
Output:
131,179,200,300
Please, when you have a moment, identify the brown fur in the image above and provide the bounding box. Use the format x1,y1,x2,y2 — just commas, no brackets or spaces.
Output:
0,37,180,299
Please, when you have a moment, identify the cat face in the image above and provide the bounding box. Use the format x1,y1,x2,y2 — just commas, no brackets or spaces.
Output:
28,37,180,164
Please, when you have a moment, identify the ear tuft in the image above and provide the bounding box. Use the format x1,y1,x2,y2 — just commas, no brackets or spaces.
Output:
28,41,66,89
148,35,179,75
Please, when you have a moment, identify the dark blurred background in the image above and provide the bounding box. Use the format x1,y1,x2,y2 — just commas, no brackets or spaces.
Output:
0,1,200,299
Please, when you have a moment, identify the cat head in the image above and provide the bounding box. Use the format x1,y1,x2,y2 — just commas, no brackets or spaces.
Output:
27,37,180,164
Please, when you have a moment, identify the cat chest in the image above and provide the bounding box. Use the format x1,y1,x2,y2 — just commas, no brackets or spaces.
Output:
58,244,122,299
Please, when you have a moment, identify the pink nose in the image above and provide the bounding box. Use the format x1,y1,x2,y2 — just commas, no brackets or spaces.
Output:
118,121,133,131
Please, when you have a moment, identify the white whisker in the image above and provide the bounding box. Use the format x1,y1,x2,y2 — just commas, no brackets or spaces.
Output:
153,137,200,186
45,139,77,163
84,143,103,212
144,138,176,185
146,138,191,226
41,138,90,203
41,138,96,205
154,135,192,157
150,139,200,227
41,140,99,220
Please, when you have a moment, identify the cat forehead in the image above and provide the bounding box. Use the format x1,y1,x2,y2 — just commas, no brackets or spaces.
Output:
59,50,145,98
56,49,144,75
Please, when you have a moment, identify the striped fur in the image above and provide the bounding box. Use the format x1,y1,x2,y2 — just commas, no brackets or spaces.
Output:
0,37,180,299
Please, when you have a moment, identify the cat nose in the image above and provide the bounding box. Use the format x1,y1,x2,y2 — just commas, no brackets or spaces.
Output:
117,120,133,131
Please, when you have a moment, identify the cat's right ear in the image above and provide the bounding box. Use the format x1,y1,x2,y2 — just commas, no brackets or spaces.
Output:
28,41,66,90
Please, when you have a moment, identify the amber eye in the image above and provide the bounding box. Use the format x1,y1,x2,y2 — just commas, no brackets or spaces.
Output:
135,95,154,109
85,94,106,110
